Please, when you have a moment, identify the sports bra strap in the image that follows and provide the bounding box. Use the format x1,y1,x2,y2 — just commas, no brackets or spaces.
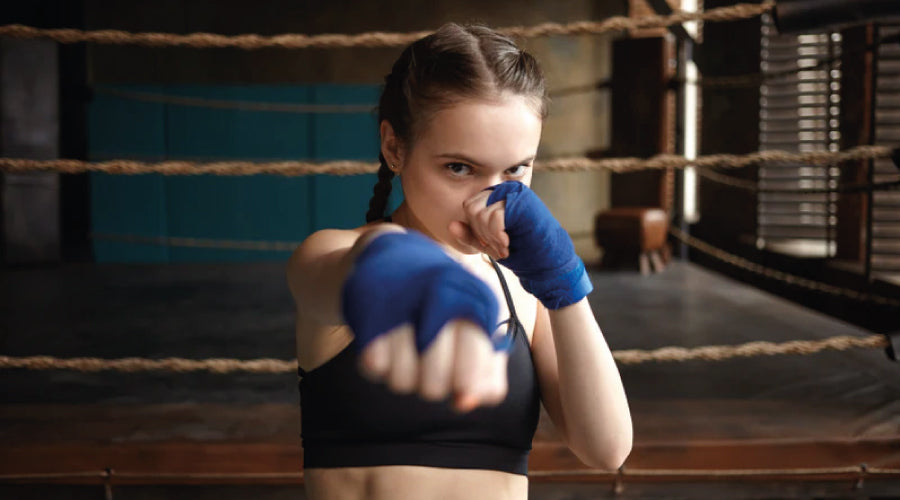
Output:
488,256,520,326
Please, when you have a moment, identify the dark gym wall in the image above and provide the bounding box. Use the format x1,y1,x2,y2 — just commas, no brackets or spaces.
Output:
695,0,762,250
81,0,624,262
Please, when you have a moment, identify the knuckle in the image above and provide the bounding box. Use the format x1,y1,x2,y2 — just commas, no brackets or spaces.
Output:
420,379,450,401
488,386,508,405
389,373,416,394
481,373,507,405
360,355,383,378
360,348,388,377
453,366,477,394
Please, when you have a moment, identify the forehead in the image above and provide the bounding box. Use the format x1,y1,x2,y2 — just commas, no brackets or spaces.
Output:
415,95,543,163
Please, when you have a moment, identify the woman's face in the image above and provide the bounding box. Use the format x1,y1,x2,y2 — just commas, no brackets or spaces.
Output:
391,93,543,254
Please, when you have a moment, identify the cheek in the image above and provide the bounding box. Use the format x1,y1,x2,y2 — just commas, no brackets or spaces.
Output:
403,168,465,216
430,183,469,218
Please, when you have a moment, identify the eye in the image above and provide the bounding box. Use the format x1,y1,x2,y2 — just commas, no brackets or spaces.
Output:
505,164,530,177
444,162,473,177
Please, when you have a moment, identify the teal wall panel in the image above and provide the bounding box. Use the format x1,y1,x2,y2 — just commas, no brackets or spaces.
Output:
163,85,315,262
165,86,315,159
89,84,385,262
310,85,380,230
88,84,169,262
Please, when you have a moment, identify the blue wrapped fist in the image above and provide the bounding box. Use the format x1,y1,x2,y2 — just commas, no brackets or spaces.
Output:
486,181,593,309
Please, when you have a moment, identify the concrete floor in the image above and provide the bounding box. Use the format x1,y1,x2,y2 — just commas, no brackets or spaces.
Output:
1,260,899,498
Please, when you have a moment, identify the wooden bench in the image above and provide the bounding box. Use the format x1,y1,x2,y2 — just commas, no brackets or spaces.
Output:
594,207,670,274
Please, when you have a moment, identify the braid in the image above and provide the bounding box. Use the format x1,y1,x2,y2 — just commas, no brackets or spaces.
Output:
365,153,396,223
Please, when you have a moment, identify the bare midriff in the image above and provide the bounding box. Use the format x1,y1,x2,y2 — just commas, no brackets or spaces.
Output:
304,465,528,500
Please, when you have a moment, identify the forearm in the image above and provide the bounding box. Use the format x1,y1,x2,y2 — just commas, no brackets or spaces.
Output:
549,298,632,469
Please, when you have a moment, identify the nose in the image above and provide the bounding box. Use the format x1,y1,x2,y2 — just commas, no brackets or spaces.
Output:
481,174,505,191
470,180,499,202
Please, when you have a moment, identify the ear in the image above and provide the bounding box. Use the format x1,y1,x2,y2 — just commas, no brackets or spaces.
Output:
379,120,405,172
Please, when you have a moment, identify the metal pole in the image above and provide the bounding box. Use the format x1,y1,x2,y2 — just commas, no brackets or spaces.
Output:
677,37,694,261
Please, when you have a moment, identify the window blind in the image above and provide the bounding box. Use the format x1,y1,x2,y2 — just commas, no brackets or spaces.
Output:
757,16,841,257
758,13,841,257
873,24,900,280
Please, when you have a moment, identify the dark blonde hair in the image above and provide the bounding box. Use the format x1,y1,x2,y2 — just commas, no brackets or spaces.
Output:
366,23,549,223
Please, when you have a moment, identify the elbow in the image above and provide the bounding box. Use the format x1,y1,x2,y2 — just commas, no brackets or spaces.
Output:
571,430,633,471
604,437,633,471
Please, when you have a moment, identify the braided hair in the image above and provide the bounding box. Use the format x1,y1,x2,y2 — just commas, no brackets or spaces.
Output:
365,153,396,223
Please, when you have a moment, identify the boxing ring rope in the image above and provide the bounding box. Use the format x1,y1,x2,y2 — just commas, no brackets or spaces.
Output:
77,225,899,308
1,149,896,371
0,144,893,176
92,29,884,113
90,232,302,252
0,2,771,49
93,83,600,111
669,227,900,308
92,86,378,114
696,167,900,194
80,30,899,113
83,230,899,306
84,73,755,112
2,463,899,484
91,29,891,114
84,222,900,306
0,332,890,375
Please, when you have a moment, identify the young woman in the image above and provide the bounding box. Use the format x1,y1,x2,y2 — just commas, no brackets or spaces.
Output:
286,22,632,500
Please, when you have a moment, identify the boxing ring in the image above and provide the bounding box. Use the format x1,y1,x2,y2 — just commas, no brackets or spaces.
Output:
1,260,897,498
2,2,900,498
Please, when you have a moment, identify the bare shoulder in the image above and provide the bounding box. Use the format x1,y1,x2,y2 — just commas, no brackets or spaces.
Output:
285,227,367,332
287,222,408,349
287,225,371,371
286,222,408,303
285,226,374,302
287,228,363,277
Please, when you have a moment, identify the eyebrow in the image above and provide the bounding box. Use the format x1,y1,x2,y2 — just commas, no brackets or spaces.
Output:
435,153,535,170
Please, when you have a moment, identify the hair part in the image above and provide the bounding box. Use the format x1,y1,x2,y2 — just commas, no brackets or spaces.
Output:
365,23,549,223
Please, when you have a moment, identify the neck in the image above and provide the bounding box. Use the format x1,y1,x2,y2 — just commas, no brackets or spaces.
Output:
390,203,485,266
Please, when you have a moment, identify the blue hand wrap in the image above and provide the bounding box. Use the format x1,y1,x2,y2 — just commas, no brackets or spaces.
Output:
486,181,593,309
341,230,507,353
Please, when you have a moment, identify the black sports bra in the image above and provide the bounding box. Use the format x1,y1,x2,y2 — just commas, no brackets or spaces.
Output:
297,226,541,475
